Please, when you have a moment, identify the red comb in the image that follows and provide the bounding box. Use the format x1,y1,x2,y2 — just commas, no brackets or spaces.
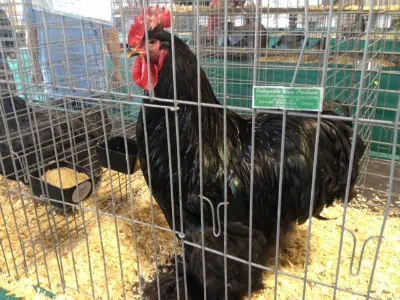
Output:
128,5,171,47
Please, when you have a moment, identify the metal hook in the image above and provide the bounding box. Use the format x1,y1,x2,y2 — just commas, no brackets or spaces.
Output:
199,195,229,237
11,151,28,182
342,226,383,276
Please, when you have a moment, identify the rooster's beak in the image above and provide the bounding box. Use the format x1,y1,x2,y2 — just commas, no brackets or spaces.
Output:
127,47,143,58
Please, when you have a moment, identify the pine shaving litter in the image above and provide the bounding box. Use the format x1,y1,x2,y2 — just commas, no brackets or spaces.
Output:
0,273,72,300
41,168,89,188
258,55,397,68
173,4,400,12
0,169,399,299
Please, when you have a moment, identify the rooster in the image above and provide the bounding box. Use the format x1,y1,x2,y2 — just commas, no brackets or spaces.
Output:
271,34,306,49
208,0,268,61
128,6,366,300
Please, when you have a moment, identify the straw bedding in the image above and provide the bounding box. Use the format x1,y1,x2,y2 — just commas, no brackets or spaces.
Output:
0,170,399,299
258,55,397,68
172,5,400,12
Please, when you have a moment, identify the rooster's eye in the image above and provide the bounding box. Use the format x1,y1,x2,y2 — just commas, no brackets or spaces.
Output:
148,39,157,46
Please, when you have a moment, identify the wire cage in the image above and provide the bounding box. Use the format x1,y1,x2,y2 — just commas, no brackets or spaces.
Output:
0,0,399,299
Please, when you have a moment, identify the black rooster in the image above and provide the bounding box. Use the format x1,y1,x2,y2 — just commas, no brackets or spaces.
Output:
271,34,307,49
227,22,269,48
219,22,269,61
0,92,111,185
128,8,365,299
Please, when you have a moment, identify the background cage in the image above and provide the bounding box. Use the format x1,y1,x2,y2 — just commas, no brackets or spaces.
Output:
0,0,399,299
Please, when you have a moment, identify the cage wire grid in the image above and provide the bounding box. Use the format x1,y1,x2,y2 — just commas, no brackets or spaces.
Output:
0,0,398,299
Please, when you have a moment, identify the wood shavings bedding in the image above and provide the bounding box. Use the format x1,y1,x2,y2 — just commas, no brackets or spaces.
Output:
0,273,72,299
173,4,400,12
0,171,399,299
360,33,400,40
172,5,209,13
41,168,89,189
253,203,400,299
258,55,397,68
0,170,176,299
309,4,400,11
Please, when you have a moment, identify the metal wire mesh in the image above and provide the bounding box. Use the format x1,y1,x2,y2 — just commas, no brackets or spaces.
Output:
0,0,399,299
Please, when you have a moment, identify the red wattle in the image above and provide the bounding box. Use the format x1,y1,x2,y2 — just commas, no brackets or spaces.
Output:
132,55,158,91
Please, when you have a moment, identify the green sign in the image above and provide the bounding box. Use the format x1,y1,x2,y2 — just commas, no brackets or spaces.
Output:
252,86,324,111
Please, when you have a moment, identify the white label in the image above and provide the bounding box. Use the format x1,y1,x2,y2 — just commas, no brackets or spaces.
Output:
32,0,112,23
72,181,92,203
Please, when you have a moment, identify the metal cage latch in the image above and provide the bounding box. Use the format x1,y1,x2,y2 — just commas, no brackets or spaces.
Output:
199,195,229,238
342,226,383,276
